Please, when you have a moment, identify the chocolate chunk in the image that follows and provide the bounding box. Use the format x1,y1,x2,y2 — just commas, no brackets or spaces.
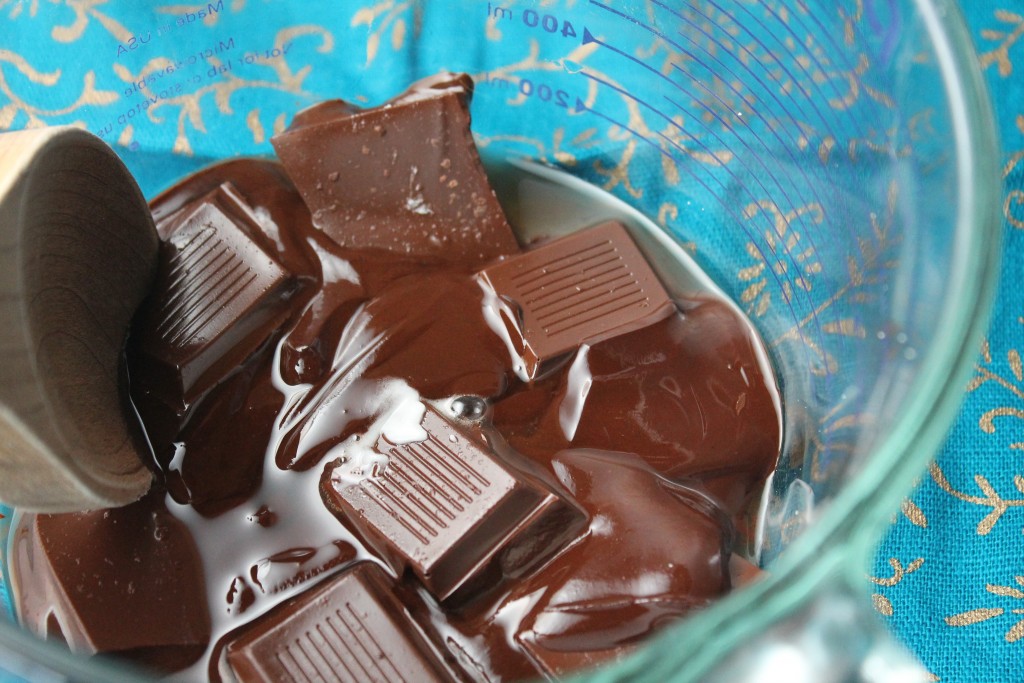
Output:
321,403,584,601
478,221,675,374
510,450,731,678
494,303,782,517
12,491,210,672
225,563,452,683
6,87,783,679
149,159,320,281
357,270,516,399
271,72,519,264
134,184,300,404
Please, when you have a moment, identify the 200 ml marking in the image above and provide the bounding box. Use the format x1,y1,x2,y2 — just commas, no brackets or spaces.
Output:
480,74,574,111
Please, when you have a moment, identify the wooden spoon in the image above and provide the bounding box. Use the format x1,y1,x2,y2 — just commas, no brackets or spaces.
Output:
0,126,157,511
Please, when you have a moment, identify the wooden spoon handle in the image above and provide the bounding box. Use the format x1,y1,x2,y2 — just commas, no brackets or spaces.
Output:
0,126,157,512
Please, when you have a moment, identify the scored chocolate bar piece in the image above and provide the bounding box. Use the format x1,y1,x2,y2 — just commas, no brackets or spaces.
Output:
321,403,583,601
134,183,299,404
225,563,452,683
271,72,520,265
478,221,675,369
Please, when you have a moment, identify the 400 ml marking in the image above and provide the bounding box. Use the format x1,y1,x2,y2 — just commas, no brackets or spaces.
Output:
486,3,577,38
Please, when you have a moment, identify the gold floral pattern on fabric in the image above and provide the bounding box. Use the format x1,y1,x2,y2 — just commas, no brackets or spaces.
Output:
870,557,925,617
351,0,420,66
107,26,332,154
947,578,1024,643
0,51,116,128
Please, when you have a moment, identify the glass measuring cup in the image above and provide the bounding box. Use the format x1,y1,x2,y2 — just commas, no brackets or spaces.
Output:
0,0,1001,680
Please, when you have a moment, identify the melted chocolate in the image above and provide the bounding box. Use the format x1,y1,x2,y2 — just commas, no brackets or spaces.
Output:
271,72,519,264
9,74,782,682
478,220,676,376
12,491,210,673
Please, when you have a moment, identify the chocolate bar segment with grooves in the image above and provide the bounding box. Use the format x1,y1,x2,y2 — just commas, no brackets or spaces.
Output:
271,72,519,265
225,563,451,683
478,221,675,368
321,404,584,601
134,184,298,404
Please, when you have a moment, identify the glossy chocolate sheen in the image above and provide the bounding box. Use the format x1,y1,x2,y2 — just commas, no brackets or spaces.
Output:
271,72,519,265
134,183,303,405
10,74,782,682
225,563,453,683
492,302,782,518
321,403,585,601
478,221,675,376
11,491,210,672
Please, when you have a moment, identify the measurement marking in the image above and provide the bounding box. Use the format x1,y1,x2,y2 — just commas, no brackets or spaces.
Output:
574,98,674,163
657,0,868,141
586,0,643,27
576,68,828,348
586,6,833,356
573,98,809,358
486,1,512,20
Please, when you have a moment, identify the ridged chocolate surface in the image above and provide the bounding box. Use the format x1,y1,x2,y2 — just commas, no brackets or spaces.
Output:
322,404,583,600
9,73,782,683
226,563,450,683
479,221,674,367
135,184,299,404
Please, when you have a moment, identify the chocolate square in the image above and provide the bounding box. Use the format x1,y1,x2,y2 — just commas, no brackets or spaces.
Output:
135,184,298,403
321,403,583,601
14,493,210,672
225,563,451,682
478,221,675,370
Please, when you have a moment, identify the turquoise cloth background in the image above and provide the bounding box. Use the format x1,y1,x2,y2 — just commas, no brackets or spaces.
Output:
869,4,1024,681
0,1,1021,681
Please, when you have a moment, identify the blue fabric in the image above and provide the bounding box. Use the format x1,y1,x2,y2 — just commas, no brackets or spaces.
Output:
870,5,1024,680
0,2,1020,681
